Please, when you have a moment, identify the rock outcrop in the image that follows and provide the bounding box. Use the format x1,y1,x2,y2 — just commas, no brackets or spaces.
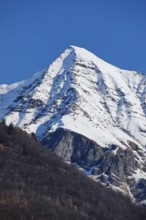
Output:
42,128,146,204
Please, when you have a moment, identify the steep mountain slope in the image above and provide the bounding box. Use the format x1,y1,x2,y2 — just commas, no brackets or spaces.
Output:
1,122,146,220
0,46,146,204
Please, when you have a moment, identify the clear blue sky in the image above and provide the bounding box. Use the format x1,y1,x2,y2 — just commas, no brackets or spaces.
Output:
0,0,146,84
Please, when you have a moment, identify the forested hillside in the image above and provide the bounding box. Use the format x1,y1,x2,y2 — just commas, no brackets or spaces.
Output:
0,122,145,220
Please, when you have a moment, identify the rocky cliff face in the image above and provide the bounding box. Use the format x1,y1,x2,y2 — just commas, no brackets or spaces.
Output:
42,127,146,204
0,46,146,205
42,128,104,166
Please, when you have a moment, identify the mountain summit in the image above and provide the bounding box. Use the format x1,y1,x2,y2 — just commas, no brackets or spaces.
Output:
0,46,146,204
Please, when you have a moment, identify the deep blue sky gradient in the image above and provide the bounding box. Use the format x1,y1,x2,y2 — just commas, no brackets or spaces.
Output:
0,0,146,84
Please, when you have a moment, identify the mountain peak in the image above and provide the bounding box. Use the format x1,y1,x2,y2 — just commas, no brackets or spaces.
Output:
0,46,146,205
0,46,145,147
67,45,121,74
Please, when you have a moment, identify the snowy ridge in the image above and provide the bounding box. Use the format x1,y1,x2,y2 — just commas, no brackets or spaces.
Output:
0,45,146,204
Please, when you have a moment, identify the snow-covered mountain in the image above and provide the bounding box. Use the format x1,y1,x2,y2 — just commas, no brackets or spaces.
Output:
0,46,146,204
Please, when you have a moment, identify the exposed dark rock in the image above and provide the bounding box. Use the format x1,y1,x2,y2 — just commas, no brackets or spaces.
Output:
130,179,146,203
42,128,143,203
99,148,139,180
42,128,104,168
42,129,139,179
27,98,44,109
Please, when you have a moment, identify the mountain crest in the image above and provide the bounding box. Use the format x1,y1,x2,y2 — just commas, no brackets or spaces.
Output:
0,46,146,204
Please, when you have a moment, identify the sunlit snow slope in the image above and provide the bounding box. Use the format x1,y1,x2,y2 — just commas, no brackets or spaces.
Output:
0,46,146,204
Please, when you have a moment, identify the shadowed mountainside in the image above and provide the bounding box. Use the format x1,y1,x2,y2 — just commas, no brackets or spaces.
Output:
0,122,146,220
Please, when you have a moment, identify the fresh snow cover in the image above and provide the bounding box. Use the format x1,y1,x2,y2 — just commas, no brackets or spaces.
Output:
130,168,146,182
0,45,146,148
0,45,146,202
